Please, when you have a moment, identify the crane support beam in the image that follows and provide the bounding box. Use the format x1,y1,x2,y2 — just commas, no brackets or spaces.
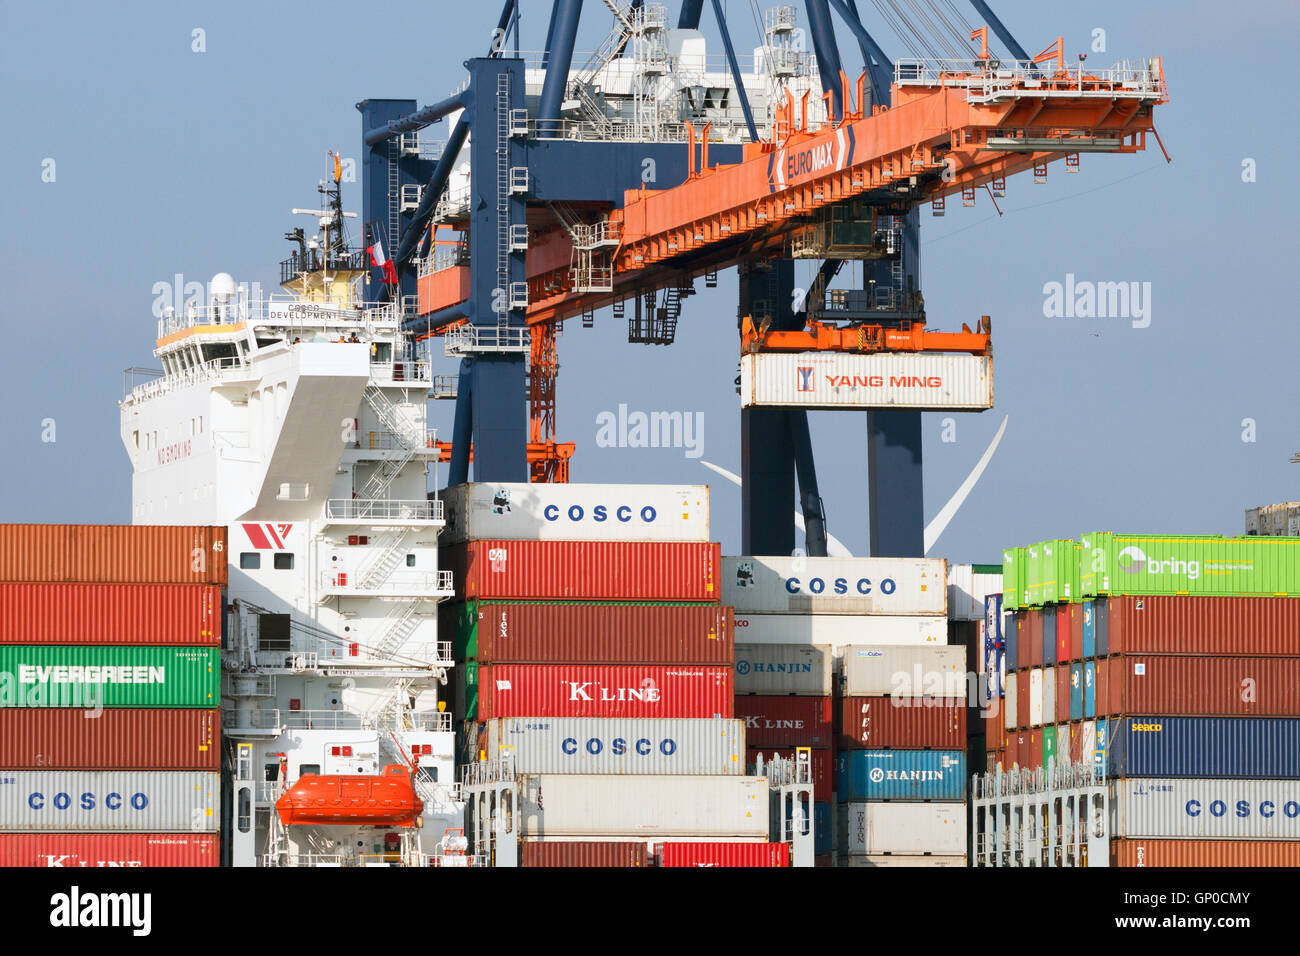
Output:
741,318,989,354
966,0,1032,63
869,410,924,556
805,0,846,120
363,92,468,147
710,0,759,142
678,0,705,29
539,0,584,137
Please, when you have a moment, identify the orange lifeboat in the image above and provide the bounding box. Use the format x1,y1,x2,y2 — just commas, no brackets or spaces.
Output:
276,764,424,827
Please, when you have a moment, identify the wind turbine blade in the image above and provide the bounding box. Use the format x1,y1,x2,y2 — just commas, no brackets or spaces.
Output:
924,415,1009,555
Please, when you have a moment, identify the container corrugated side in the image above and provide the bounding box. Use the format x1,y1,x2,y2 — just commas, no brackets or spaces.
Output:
1003,674,1017,732
440,482,710,545
721,555,945,615
0,833,218,867
519,841,650,867
0,646,219,708
0,584,221,645
837,697,965,749
0,709,218,770
0,526,227,585
1104,595,1300,656
660,842,788,867
840,646,966,697
478,718,743,774
1105,717,1300,778
734,614,947,648
947,563,1003,621
837,802,967,855
1111,778,1300,839
1110,839,1300,867
1079,532,1300,598
442,540,721,601
740,351,993,411
464,664,732,720
835,750,966,801
734,643,832,695
732,695,831,748
0,771,219,831
519,774,769,839
1101,656,1300,717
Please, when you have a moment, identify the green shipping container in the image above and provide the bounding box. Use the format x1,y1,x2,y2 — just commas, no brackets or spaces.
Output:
1079,532,1300,598
1001,548,1025,609
1026,542,1042,607
1037,539,1078,605
1043,725,1058,766
0,646,219,708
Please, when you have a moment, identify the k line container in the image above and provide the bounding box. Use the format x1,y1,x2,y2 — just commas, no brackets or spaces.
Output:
1111,778,1300,839
446,600,733,664
1079,532,1300,598
660,842,788,867
0,771,219,831
0,833,218,867
0,584,222,646
1111,839,1300,868
1100,595,1300,656
1098,656,1300,717
519,841,650,867
732,695,831,748
0,646,219,708
840,646,967,698
519,774,768,839
732,613,946,648
0,525,227,585
749,747,831,801
734,643,832,695
0,709,218,770
476,718,744,775
835,750,966,801
721,555,945,615
463,663,732,720
739,350,993,411
837,697,966,749
837,802,966,855
439,482,710,545
1105,717,1300,778
442,540,721,602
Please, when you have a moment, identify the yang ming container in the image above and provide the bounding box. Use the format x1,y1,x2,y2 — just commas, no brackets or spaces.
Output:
0,525,227,585
837,802,966,854
1098,656,1300,717
732,613,946,647
732,695,831,748
442,540,721,602
0,646,219,708
721,556,946,615
0,584,222,645
1110,839,1300,868
462,663,732,720
837,697,965,749
1079,532,1300,598
660,842,788,867
476,718,743,775
0,709,218,770
1100,595,1300,656
734,643,832,695
1111,778,1300,839
835,750,966,801
0,833,218,867
520,841,650,867
739,351,993,411
841,646,966,698
1105,717,1300,778
0,771,219,831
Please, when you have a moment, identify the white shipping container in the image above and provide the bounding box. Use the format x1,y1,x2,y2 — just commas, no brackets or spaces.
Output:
735,614,947,649
0,771,218,832
1029,669,1043,726
837,802,967,855
1042,667,1056,729
722,555,946,615
480,718,744,775
1244,509,1259,535
1003,666,1018,732
519,775,769,839
1081,720,1097,767
947,564,1004,621
1112,779,1300,840
740,351,993,411
734,644,833,696
839,854,968,868
438,482,710,544
840,645,967,697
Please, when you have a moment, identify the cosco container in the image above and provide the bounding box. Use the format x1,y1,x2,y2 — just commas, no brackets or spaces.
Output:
519,774,768,839
1100,595,1300,656
444,600,732,664
475,718,743,775
462,663,731,720
0,833,218,867
0,584,221,645
0,771,219,831
1110,839,1300,868
732,695,831,748
748,747,831,802
948,564,1002,621
734,643,832,695
721,556,945,615
1079,532,1300,598
519,841,650,867
1105,717,1300,778
1097,656,1300,717
0,646,219,708
1111,778,1300,839
660,842,788,867
837,697,965,749
439,482,710,545
739,351,993,410
840,646,966,698
441,540,720,602
0,709,218,770
0,525,227,585
836,802,966,854
835,750,966,801
732,613,946,648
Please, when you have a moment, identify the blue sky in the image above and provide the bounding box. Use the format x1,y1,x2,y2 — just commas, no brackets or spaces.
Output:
2,1,1295,562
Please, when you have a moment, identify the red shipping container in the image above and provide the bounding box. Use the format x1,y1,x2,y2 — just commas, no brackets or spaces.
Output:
471,664,732,719
1025,609,1042,668
0,525,227,585
984,709,1004,752
0,833,218,867
1095,658,1110,716
1026,731,1043,770
0,709,218,770
1105,595,1300,656
732,695,831,748
1005,732,1023,768
520,842,649,867
1056,665,1070,724
661,842,788,867
837,697,966,749
1101,655,1300,717
1069,604,1083,661
0,583,221,645
1016,670,1029,729
442,540,721,602
1055,606,1070,662
1111,840,1300,868
1068,721,1082,763
748,747,830,801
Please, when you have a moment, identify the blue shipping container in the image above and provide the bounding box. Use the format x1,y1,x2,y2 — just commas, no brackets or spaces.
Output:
1042,610,1057,666
985,594,1003,644
1081,600,1096,658
1094,599,1109,657
1005,612,1019,672
1084,661,1096,718
835,750,966,802
815,802,830,855
1069,663,1083,721
1106,717,1300,779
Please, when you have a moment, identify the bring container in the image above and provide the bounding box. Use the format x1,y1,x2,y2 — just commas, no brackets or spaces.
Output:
441,540,721,602
0,584,222,645
1041,611,1056,666
0,525,227,585
1029,669,1043,726
520,841,650,867
733,613,946,648
476,717,744,775
660,842,789,867
1105,716,1300,778
721,556,945,616
1111,839,1300,868
1099,656,1300,717
1079,532,1300,598
838,697,966,749
1002,547,1026,609
0,709,218,770
1101,595,1300,656
749,747,831,801
1003,672,1018,732
835,750,966,801
462,664,732,720
1111,778,1300,839
840,646,966,698
837,802,966,855
734,643,832,696
732,695,831,748
0,771,219,831
739,350,993,411
1069,663,1083,721
0,646,219,708
0,833,218,867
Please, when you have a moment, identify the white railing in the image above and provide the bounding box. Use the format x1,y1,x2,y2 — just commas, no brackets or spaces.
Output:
325,498,443,522
384,710,453,733
429,375,458,398
894,57,1167,101
123,355,254,403
350,429,441,453
370,359,431,384
157,297,402,339
443,325,530,353
320,569,454,596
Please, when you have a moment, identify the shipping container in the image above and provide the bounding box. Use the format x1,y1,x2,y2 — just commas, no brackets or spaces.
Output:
475,718,744,775
1111,778,1300,839
0,584,221,646
840,646,967,698
1069,663,1083,721
1084,662,1096,719
1105,717,1300,778
0,646,219,708
1056,664,1070,724
1055,606,1070,662
1098,595,1300,656
1111,839,1300,868
1025,609,1042,668
0,709,218,770
734,643,832,696
519,841,650,867
439,483,710,545
1036,539,1078,605
462,664,732,720
1042,666,1057,727
1002,600,1017,668
1042,725,1058,766
1100,656,1300,717
1067,604,1082,661
1029,669,1043,726
732,695,832,749
519,774,768,839
1081,721,1098,767
0,771,219,831
838,697,965,750
739,351,993,411
0,832,218,867
445,600,733,664
835,750,966,801
733,613,946,647
660,842,788,867
948,564,1002,621
1003,671,1018,732
838,854,967,867
1025,543,1041,607
0,525,227,585
1079,532,1300,598
1016,670,1029,729
1002,547,1026,609
1081,601,1095,658
1094,599,1110,656
441,540,721,602
749,747,831,801
721,555,945,616
815,803,830,856
837,802,967,855
1041,610,1056,666
1068,721,1083,763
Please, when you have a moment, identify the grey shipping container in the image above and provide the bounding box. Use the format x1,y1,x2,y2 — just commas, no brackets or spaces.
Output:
838,854,967,868
734,643,833,695
0,771,218,832
841,645,967,698
1111,778,1300,840
478,718,744,775
836,802,967,855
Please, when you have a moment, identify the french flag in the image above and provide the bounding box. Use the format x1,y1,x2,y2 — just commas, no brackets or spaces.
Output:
368,237,398,284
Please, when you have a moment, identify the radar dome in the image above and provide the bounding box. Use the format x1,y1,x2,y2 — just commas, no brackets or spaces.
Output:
209,272,237,300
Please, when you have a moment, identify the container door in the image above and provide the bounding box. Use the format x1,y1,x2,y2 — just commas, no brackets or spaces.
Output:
1042,727,1057,767
1084,661,1096,718
1027,609,1042,668
1003,661,1018,731
1094,599,1109,657
1016,670,1029,729
1069,663,1083,721
1069,605,1083,661
1029,669,1043,726
1042,611,1057,666
1081,601,1095,658
1056,606,1070,662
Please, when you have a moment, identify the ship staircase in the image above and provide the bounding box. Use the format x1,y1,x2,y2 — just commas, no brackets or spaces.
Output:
757,748,815,867
461,750,519,868
970,759,1109,867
